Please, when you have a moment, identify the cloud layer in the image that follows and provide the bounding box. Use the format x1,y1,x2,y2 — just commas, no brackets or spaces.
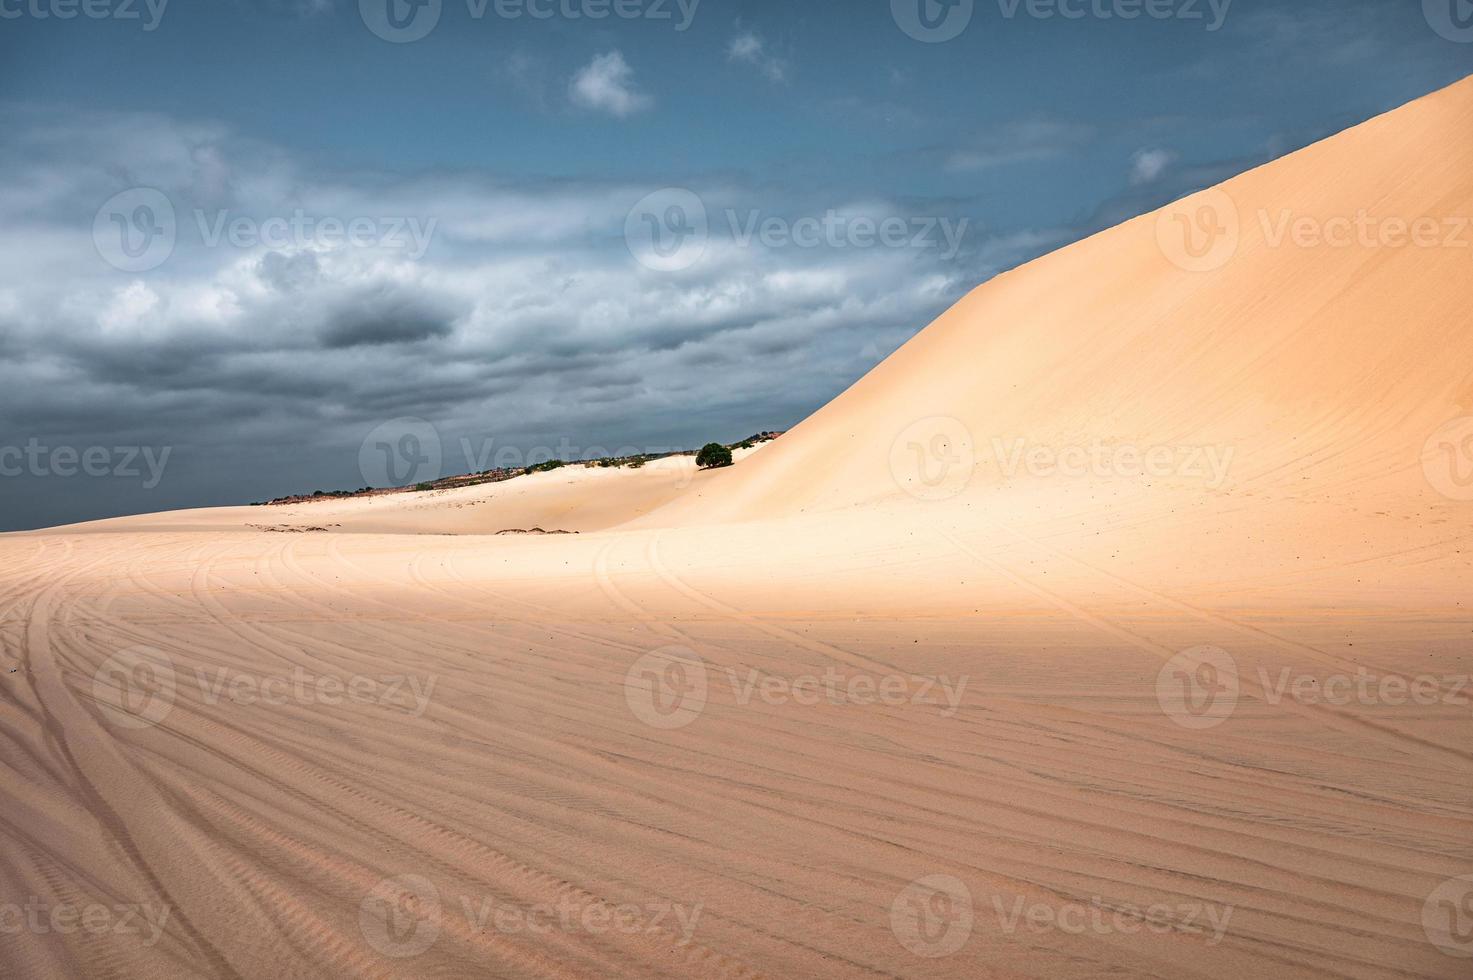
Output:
0,105,1018,528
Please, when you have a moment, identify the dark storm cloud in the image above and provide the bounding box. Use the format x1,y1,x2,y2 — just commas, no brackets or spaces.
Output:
318,287,460,349
257,250,320,292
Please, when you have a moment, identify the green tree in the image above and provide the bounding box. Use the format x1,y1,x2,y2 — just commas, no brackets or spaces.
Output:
696,442,733,469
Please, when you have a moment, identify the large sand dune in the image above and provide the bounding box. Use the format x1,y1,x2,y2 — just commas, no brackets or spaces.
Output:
645,74,1473,602
2,78,1470,978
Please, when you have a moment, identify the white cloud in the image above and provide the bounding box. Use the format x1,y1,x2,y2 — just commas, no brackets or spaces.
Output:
98,281,161,333
569,51,651,118
727,31,786,83
1128,147,1178,186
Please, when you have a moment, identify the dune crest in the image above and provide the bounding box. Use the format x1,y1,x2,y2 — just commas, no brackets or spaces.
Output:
635,74,1473,604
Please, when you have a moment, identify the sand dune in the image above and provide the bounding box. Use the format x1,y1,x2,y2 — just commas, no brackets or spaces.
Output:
2,78,1470,979
50,449,766,537
644,74,1473,603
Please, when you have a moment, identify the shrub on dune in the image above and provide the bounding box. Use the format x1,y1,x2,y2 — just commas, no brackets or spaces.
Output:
696,443,733,469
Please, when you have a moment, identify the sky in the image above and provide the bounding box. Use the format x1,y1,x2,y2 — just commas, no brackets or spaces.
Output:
0,0,1469,530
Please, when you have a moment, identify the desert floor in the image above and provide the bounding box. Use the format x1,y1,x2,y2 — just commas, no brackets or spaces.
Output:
2,513,1469,978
